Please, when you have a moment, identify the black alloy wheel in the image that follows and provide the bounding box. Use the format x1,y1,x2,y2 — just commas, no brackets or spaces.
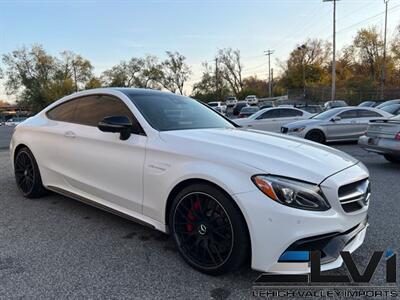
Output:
305,130,326,144
170,184,249,275
14,147,46,198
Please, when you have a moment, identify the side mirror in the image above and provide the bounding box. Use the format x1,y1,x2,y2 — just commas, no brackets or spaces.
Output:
98,116,132,141
331,116,341,122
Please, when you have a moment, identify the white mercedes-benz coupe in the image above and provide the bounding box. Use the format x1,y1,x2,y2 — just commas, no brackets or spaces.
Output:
10,88,370,275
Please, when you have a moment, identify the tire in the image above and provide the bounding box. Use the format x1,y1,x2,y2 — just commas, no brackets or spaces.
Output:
305,130,326,144
169,183,250,275
384,154,400,164
14,147,47,198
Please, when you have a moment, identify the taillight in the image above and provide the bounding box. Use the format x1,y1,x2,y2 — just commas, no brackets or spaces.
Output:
395,132,400,141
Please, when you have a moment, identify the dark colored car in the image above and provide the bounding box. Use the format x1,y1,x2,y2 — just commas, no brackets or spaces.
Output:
259,101,274,110
238,106,259,118
233,101,248,116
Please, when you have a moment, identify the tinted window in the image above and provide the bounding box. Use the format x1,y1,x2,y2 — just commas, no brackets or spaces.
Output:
312,108,343,120
73,95,143,133
339,110,358,119
358,110,383,118
257,109,280,119
127,93,235,131
47,99,79,122
280,109,303,117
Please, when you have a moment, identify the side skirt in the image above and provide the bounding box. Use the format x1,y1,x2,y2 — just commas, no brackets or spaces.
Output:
47,185,156,230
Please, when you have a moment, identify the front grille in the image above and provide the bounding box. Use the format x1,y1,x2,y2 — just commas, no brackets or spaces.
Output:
338,178,370,213
281,127,288,134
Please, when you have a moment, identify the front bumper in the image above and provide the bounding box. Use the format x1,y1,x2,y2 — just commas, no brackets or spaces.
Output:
232,163,369,273
358,135,400,155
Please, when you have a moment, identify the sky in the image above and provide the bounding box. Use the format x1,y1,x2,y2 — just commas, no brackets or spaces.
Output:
1,0,400,102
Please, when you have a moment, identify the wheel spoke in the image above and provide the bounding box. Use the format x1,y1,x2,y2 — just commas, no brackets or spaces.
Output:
173,192,233,269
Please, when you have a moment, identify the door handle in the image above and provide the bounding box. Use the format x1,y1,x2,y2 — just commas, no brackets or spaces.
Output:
64,131,76,138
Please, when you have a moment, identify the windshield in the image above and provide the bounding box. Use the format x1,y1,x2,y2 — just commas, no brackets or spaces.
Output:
381,104,400,114
311,108,342,120
127,93,235,131
208,102,218,107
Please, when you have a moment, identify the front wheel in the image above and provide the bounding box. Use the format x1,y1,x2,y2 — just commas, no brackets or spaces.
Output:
384,154,400,164
305,130,326,144
14,147,47,198
169,183,250,275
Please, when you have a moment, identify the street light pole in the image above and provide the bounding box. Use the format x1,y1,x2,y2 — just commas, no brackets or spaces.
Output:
264,50,274,98
381,0,389,100
298,44,307,100
324,0,339,101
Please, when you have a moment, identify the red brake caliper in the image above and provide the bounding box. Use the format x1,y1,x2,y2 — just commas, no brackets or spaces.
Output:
186,199,201,232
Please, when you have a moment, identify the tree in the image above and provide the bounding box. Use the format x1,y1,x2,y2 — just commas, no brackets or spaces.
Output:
216,48,243,96
278,39,331,90
85,77,102,89
352,27,383,81
59,51,94,92
2,45,61,112
192,61,230,101
160,51,191,94
102,55,163,89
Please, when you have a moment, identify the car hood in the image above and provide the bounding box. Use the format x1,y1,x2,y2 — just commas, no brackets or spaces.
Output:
284,118,324,128
159,128,358,184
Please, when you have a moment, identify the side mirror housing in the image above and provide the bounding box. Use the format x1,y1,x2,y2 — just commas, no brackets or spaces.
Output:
331,116,341,122
98,116,132,140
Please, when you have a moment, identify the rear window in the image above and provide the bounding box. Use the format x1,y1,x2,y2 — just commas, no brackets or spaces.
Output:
47,99,79,122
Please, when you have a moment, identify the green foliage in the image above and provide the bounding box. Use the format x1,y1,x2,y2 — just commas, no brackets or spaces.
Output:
2,45,93,112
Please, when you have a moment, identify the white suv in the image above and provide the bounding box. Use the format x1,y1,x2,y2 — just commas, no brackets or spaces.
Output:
208,101,227,114
245,95,258,106
225,97,237,107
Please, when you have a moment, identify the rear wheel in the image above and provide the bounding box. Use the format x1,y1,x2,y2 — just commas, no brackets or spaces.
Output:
169,183,250,275
384,154,400,164
14,147,47,198
305,130,326,144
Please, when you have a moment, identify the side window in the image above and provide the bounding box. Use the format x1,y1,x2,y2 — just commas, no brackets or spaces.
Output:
339,110,358,119
257,109,280,119
74,95,144,134
280,109,303,117
46,99,79,122
358,110,383,118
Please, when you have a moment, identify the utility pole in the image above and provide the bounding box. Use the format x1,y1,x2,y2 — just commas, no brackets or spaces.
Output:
215,57,219,100
264,50,274,98
381,0,389,100
324,0,339,101
271,68,274,97
298,44,307,100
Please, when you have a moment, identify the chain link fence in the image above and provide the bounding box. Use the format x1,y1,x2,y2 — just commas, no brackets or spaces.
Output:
286,87,400,105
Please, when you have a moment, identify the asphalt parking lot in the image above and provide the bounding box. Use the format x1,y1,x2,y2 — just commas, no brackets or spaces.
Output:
0,135,399,299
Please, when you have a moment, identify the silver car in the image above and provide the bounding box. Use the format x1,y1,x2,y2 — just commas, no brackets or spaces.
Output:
358,115,400,163
281,107,392,143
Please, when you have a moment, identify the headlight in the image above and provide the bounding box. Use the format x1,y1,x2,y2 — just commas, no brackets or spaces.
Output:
288,126,305,133
252,175,330,211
